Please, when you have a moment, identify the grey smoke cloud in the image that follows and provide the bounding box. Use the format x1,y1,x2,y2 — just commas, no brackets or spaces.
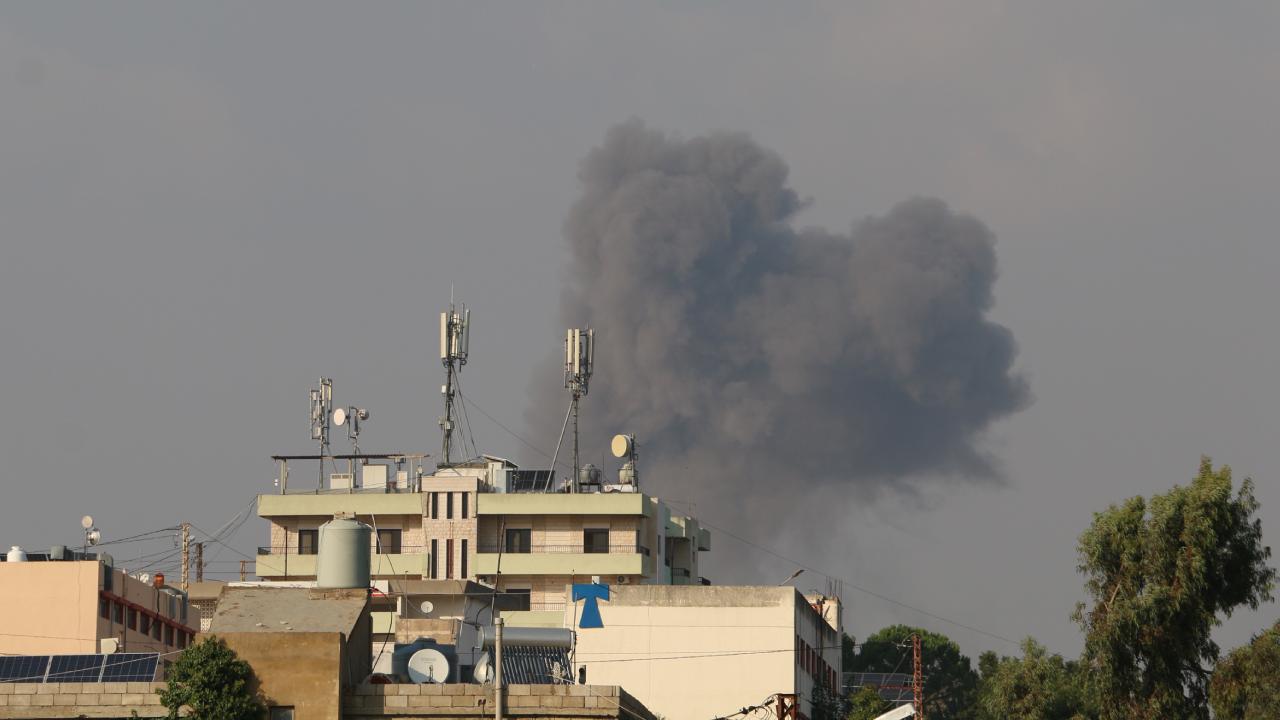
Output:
529,121,1029,509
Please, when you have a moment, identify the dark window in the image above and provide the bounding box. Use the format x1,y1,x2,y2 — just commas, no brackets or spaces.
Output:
140,615,151,635
127,608,137,631
270,707,296,720
461,493,469,519
446,539,454,579
297,529,319,555
113,602,124,624
584,529,610,554
461,539,468,579
164,625,174,647
504,529,531,554
178,632,187,650
430,539,438,579
504,588,531,611
430,492,439,519
446,493,454,520
376,529,402,554
100,598,110,620
664,537,675,567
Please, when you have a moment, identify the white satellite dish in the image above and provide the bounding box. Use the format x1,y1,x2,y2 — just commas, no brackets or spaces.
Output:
406,648,450,684
81,515,94,530
332,407,348,427
87,529,102,546
472,651,492,684
611,434,632,458
419,600,434,616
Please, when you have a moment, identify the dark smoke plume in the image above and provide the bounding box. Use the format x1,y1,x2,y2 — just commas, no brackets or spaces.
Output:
528,121,1029,513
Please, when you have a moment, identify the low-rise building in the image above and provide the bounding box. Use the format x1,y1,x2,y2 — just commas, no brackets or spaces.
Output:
0,555,195,656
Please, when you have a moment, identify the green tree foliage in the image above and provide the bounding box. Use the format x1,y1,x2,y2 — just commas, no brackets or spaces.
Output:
848,625,978,720
157,636,263,720
975,638,1092,720
1209,620,1280,720
1073,457,1275,720
845,684,892,720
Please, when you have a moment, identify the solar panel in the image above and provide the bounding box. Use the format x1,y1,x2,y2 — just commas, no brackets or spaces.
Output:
101,654,160,682
0,656,50,683
844,672,916,702
48,655,104,682
501,645,573,685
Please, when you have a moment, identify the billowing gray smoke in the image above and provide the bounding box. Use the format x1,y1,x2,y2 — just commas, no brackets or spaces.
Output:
528,121,1029,517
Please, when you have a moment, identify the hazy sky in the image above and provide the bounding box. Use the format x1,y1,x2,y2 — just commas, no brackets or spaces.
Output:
2,2,1278,661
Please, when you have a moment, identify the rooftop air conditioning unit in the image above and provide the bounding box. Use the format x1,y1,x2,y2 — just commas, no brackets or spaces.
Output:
330,473,354,489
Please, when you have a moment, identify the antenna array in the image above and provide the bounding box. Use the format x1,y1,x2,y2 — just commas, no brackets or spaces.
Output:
439,303,471,466
310,378,334,455
564,328,594,492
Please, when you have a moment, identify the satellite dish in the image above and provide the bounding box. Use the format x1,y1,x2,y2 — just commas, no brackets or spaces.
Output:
406,648,450,684
332,407,347,427
611,434,632,458
420,601,434,616
87,529,102,546
81,515,94,530
472,651,492,684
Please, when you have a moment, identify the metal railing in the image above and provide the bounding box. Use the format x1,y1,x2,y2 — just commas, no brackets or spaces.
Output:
256,545,428,556
476,543,649,555
671,567,691,578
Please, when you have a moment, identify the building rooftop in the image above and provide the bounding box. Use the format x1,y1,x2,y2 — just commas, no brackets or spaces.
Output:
208,587,368,634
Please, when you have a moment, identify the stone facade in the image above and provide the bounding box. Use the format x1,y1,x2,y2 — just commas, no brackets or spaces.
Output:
345,683,655,720
0,681,168,718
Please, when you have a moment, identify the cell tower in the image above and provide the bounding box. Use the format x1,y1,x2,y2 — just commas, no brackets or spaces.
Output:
439,302,470,466
564,328,594,492
310,378,334,484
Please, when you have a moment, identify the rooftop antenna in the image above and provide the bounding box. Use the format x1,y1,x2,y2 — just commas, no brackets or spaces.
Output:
81,515,100,557
439,301,470,466
333,406,371,456
611,433,638,489
310,378,334,485
564,328,594,493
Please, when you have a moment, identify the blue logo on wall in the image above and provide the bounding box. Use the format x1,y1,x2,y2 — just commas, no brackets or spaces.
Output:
572,583,610,628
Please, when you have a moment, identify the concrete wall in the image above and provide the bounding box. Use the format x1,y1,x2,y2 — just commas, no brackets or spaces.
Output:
0,682,168,718
219,631,346,720
344,683,655,720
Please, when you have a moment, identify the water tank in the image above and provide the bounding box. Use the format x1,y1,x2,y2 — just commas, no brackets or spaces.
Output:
50,545,68,561
316,516,372,589
618,460,637,486
6,546,26,562
578,464,602,490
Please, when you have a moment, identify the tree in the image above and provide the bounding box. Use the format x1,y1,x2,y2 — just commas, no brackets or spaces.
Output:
845,684,892,720
1209,620,1280,720
1073,457,1275,720
975,638,1092,720
158,636,263,720
848,625,979,720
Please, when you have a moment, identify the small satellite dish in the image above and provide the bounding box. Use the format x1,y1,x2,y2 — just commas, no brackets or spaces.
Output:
81,515,94,530
406,648,450,684
357,408,370,421
332,407,348,427
472,651,492,684
611,434,632,458
420,600,434,616
87,529,102,546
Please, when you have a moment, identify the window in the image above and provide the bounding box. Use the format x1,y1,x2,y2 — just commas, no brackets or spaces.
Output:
113,602,124,624
504,528,531,554
140,615,151,636
297,529,319,556
446,493,454,520
127,608,138,631
445,539,455,579
178,632,187,650
164,625,174,647
503,588,531,611
461,493,469,519
430,492,439,520
376,529,402,554
100,598,110,620
430,539,438,579
153,620,162,640
583,529,610,554
461,539,468,579
270,707,296,720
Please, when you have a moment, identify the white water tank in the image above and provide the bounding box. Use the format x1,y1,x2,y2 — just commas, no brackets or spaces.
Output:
6,546,27,562
316,517,372,589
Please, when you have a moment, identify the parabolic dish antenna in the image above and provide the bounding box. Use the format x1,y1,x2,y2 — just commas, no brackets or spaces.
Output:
406,648,450,684
81,515,94,530
332,407,347,427
420,601,434,615
611,434,632,458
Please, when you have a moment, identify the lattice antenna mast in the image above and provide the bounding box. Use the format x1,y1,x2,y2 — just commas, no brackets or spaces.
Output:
912,633,924,720
310,378,333,485
439,303,470,466
564,328,594,493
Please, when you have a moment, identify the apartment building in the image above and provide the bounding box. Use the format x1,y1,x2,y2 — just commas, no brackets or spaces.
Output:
254,455,710,629
0,555,195,656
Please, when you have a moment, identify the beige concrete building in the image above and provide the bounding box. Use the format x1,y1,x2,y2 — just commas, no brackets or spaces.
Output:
0,558,195,657
566,585,841,720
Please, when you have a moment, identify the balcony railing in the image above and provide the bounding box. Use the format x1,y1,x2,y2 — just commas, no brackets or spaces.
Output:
257,545,427,556
477,543,649,555
671,567,691,578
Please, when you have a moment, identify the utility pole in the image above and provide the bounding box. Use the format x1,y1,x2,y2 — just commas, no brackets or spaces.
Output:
194,543,204,583
912,633,924,720
493,616,504,720
179,523,191,593
239,559,248,581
